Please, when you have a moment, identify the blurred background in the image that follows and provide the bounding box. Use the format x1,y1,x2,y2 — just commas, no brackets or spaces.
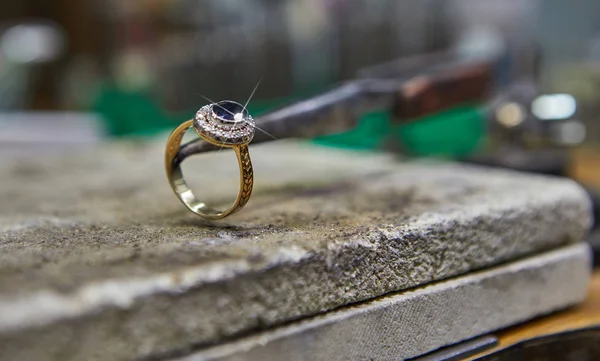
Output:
2,0,600,172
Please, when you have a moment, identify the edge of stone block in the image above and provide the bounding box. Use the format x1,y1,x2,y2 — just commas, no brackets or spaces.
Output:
174,243,592,361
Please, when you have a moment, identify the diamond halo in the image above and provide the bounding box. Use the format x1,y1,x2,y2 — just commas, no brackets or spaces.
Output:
193,100,255,146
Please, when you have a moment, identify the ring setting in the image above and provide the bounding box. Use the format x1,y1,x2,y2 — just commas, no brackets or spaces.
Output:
194,100,255,146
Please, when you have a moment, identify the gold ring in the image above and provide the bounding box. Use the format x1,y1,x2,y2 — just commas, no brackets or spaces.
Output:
165,101,255,220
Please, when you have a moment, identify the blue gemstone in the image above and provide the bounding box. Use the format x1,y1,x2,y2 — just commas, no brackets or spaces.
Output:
213,101,248,123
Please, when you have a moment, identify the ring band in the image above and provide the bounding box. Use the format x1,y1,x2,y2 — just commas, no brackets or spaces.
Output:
165,101,255,220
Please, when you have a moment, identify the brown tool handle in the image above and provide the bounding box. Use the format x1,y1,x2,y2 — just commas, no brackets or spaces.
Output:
393,62,493,121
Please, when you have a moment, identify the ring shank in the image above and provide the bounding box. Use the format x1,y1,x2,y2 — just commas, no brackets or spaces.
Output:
165,120,253,220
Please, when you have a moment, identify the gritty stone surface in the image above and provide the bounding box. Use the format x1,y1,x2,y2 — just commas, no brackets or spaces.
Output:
0,139,593,361
173,244,592,361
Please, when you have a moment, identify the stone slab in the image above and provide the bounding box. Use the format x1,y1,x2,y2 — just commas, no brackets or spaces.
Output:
0,140,593,361
172,243,592,361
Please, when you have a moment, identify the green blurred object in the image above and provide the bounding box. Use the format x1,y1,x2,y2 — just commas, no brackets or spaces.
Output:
314,105,486,158
313,111,390,150
394,105,486,158
93,85,179,137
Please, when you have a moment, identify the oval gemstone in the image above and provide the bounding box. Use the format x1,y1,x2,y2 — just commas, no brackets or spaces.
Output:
212,101,248,124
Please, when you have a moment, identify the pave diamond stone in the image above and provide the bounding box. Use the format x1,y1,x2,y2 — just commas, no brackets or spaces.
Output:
212,101,248,125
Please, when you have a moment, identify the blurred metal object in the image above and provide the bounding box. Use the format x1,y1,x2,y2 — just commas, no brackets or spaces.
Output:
552,120,586,146
179,53,494,160
0,22,65,64
0,21,66,110
467,79,585,178
495,102,525,129
532,93,577,121
486,80,540,148
486,81,584,150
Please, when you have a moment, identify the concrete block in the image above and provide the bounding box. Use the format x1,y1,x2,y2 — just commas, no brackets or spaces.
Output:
0,141,592,360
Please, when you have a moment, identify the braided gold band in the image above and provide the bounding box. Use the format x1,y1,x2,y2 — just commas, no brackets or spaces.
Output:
165,120,254,220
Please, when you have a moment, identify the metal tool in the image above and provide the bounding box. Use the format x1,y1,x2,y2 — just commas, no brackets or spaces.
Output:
178,52,495,162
